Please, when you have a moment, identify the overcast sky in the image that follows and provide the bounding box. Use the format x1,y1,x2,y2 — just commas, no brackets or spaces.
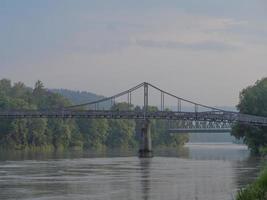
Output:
1,0,267,107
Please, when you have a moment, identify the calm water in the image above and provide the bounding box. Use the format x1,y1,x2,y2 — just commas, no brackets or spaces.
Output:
0,144,264,200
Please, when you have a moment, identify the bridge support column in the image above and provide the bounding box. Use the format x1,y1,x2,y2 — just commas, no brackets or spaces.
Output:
139,120,153,158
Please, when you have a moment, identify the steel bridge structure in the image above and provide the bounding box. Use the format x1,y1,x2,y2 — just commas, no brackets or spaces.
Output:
1,82,267,156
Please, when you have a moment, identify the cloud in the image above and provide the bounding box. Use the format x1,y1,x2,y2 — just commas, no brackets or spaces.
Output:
135,39,238,51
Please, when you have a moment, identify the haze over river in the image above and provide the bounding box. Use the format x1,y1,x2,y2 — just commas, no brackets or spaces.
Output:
0,143,264,200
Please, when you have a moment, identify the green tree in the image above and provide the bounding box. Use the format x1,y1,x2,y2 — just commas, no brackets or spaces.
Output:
107,119,136,149
33,80,44,95
150,119,189,147
27,119,48,146
106,103,137,149
0,79,84,150
231,77,267,154
48,119,71,149
7,119,28,150
78,119,108,149
10,82,30,99
0,79,12,96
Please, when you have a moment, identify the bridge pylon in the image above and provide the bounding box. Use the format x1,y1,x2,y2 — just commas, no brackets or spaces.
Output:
139,120,153,158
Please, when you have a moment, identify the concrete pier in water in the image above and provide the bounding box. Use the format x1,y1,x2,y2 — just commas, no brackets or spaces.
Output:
139,120,153,158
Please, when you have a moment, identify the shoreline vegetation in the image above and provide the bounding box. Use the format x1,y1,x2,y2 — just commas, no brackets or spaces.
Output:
232,77,267,200
236,167,267,200
231,77,267,156
0,79,188,151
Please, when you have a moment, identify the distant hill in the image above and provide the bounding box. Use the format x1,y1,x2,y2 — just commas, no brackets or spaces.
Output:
49,89,110,109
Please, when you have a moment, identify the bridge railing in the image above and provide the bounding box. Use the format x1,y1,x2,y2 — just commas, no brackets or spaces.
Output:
0,109,266,126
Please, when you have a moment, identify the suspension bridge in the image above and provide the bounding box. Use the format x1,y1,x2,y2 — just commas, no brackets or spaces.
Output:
1,82,267,157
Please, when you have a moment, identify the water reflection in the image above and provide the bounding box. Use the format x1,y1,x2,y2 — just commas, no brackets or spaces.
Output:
154,146,189,158
0,148,137,161
0,144,264,200
233,156,264,189
186,143,249,160
139,158,152,200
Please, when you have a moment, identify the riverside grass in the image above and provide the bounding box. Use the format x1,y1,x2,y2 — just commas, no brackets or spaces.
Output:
236,168,267,200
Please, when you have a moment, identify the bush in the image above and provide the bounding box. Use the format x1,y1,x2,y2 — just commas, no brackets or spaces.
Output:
236,168,267,200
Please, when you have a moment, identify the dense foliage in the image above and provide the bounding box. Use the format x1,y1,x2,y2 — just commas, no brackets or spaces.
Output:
236,167,267,200
0,79,188,151
231,78,267,154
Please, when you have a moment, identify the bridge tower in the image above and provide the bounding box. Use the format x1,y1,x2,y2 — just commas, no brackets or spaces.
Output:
139,83,153,157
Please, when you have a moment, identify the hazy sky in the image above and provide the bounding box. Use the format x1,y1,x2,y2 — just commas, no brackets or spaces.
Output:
1,0,267,107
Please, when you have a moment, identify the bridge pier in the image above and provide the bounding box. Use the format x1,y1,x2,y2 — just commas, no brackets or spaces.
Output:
139,120,153,158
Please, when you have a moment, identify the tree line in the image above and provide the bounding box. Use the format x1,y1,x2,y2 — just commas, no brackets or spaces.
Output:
0,79,188,151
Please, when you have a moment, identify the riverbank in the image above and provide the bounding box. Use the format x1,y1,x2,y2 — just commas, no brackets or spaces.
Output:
236,166,267,200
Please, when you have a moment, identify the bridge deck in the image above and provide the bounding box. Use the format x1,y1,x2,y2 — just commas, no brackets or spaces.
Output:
0,110,267,126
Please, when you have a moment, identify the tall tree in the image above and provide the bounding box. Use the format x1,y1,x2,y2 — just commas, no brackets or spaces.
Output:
0,79,12,96
107,119,136,149
78,119,109,149
8,119,28,150
231,78,267,154
27,119,48,146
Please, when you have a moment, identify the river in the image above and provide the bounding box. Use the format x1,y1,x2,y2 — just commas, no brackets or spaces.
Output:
0,143,264,200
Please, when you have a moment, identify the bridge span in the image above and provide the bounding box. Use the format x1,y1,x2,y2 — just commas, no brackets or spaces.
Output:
1,82,267,157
